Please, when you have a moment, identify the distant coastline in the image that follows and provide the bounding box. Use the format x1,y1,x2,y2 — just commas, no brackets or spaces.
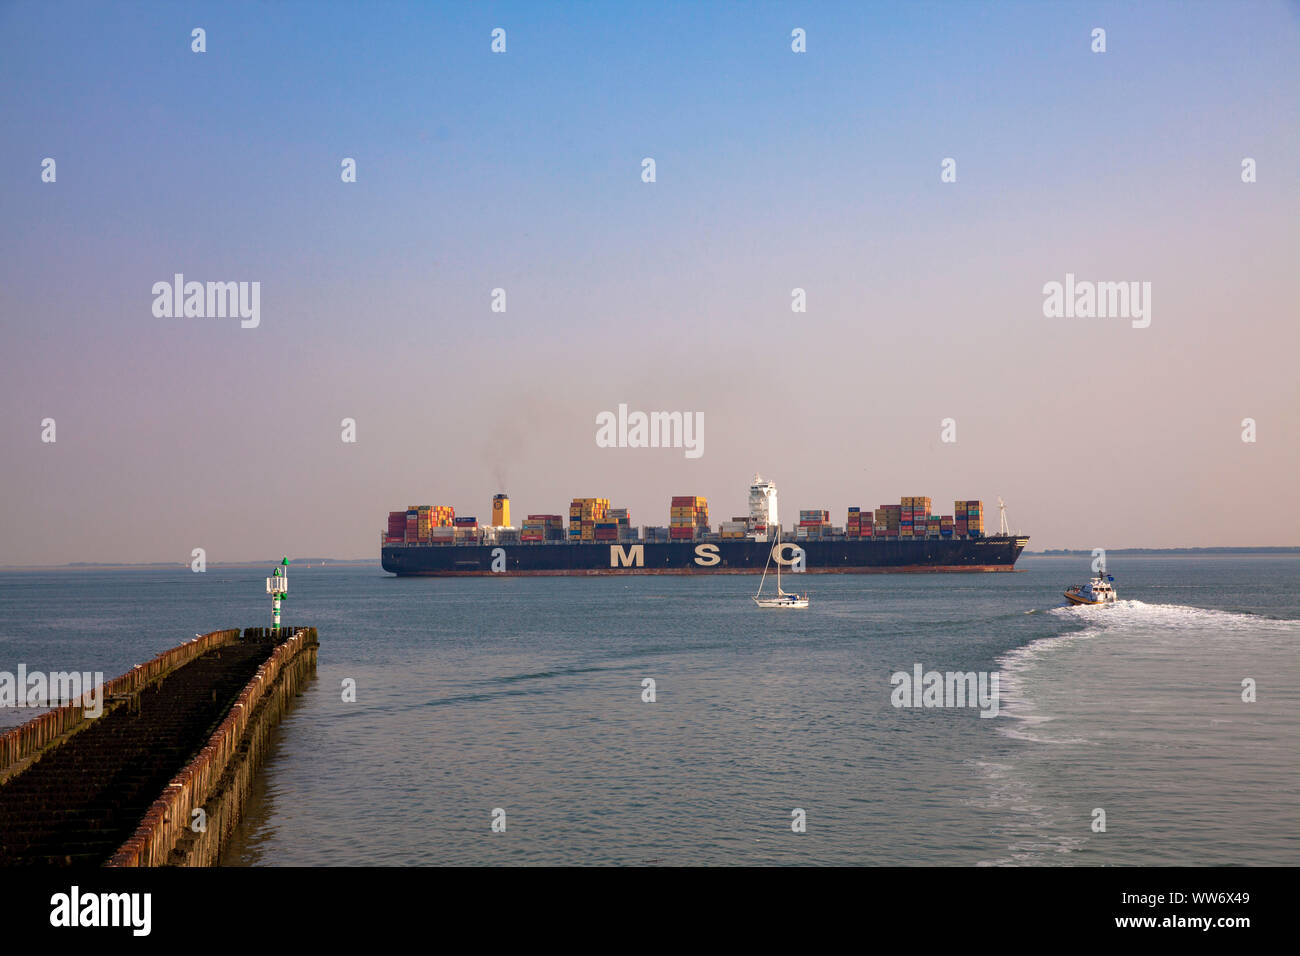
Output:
1027,547,1299,556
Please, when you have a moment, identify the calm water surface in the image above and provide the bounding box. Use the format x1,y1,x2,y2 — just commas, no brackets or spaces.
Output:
1,555,1296,865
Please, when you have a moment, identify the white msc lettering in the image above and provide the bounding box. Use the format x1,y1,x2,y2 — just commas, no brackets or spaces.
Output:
610,545,644,568
693,543,720,566
775,543,806,571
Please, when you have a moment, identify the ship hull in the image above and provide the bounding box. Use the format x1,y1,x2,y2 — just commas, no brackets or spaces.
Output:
381,536,1029,576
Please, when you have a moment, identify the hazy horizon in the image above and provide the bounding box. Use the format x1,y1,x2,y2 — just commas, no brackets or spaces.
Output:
3,1,1298,564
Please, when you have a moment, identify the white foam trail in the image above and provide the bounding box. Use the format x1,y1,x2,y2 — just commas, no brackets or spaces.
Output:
972,759,1089,865
1044,599,1294,635
984,599,1299,864
997,601,1297,742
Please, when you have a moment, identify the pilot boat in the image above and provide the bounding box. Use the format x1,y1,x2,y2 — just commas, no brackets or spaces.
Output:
1064,565,1118,605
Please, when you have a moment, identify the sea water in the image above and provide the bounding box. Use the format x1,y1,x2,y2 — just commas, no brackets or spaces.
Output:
0,555,1295,865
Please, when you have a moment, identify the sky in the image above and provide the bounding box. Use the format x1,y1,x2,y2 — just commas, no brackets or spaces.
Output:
1,0,1298,564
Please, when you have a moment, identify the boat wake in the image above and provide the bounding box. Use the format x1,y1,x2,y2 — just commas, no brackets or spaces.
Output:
973,758,1090,865
1045,598,1294,634
979,587,1300,866
997,601,1296,743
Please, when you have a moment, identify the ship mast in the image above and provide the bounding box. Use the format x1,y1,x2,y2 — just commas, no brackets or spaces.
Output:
998,497,1011,537
775,527,782,593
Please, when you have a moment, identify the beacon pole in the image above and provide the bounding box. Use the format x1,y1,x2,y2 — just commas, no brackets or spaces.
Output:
266,557,289,631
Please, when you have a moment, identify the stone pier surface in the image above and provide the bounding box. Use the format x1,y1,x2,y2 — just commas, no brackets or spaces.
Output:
0,626,318,866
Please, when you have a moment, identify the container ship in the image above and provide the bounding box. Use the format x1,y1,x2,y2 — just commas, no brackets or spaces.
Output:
380,474,1029,576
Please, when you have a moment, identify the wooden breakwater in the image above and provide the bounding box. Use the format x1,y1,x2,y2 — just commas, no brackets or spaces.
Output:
0,627,317,866
110,627,318,867
0,628,241,782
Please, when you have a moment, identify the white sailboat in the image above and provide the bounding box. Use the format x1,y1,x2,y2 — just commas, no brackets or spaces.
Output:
753,528,810,609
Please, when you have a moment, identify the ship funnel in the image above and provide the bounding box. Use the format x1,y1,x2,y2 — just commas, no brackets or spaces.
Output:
492,493,511,528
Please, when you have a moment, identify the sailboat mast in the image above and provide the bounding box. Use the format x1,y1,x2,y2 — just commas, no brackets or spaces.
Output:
775,527,781,592
756,530,772,596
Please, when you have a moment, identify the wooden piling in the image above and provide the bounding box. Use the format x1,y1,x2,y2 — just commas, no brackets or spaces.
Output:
0,626,318,866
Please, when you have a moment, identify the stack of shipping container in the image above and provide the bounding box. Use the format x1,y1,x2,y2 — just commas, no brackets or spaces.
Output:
719,516,749,539
840,498,986,540
797,509,830,540
425,506,456,541
384,511,406,546
386,494,988,546
385,505,456,545
876,504,901,538
569,498,610,542
955,500,983,537
669,496,709,540
520,515,564,542
846,507,876,538
607,508,638,542
899,497,931,538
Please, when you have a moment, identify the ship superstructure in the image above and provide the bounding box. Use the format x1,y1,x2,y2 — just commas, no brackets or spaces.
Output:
748,473,779,542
